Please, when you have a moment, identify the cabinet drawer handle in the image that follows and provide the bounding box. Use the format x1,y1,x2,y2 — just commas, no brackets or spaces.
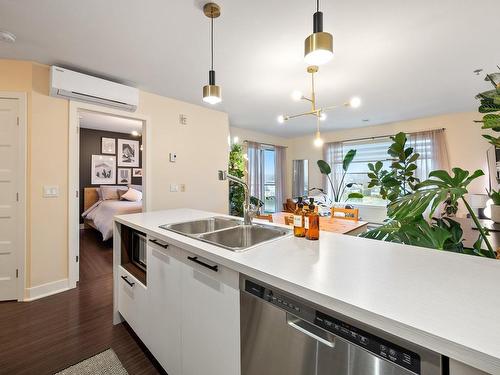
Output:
121,275,135,287
149,239,169,249
187,256,218,272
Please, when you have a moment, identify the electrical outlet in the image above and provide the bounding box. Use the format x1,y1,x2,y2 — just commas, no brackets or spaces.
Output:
179,114,187,125
180,184,186,192
169,153,177,162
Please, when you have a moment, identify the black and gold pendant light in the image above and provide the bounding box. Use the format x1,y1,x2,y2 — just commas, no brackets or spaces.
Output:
304,0,333,65
202,2,222,105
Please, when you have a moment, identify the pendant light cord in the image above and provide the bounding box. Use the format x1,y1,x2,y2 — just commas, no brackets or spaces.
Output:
211,12,214,71
317,0,319,12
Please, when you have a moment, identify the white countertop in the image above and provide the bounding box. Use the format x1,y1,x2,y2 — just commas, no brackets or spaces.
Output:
115,209,500,374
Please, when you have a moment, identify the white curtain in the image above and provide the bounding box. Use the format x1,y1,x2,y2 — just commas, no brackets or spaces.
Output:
275,146,287,212
407,129,450,181
323,141,344,201
246,141,264,201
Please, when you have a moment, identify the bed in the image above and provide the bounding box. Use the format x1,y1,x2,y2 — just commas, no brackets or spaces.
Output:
82,187,143,240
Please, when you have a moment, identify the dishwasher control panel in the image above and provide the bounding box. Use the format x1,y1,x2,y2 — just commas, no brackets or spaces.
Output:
244,278,422,375
315,311,420,374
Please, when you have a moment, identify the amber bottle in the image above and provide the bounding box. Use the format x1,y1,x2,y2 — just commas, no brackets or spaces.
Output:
305,198,319,240
293,197,305,237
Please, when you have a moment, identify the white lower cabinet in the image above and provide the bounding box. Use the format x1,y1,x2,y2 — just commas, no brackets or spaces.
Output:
179,250,241,375
147,243,182,375
144,240,240,375
117,266,149,343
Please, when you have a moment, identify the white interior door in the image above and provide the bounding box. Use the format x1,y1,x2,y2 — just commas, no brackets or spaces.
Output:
0,98,20,301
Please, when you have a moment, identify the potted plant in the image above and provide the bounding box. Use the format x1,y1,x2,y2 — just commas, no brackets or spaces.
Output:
316,149,362,204
487,189,500,223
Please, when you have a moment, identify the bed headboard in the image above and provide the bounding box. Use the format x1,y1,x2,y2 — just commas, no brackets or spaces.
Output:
84,187,100,211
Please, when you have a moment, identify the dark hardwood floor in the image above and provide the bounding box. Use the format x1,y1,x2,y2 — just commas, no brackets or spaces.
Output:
0,229,163,375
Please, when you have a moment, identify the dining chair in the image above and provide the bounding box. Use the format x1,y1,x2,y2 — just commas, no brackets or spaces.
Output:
256,214,273,223
284,215,294,226
331,207,359,221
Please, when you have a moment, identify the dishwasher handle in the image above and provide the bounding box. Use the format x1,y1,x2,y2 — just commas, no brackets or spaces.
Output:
286,313,335,348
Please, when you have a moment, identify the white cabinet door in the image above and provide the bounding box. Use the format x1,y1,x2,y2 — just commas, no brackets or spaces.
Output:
179,251,240,375
117,266,148,342
147,242,182,375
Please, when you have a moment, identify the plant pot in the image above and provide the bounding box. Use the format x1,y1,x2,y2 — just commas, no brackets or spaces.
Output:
490,204,500,223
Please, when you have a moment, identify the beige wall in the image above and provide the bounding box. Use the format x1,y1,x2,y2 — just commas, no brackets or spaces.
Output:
288,112,493,195
140,91,229,213
1,59,229,294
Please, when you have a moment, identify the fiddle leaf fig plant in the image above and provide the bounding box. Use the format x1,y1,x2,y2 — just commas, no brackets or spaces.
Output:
367,132,419,202
317,149,358,202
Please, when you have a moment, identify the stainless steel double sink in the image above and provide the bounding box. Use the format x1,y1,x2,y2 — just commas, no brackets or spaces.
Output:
160,216,291,252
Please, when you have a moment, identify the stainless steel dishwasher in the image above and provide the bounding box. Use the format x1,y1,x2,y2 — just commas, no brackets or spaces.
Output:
240,276,443,375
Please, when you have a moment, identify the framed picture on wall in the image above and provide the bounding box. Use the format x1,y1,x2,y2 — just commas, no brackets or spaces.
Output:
117,139,140,167
118,168,131,185
132,168,142,178
91,155,116,185
101,137,116,154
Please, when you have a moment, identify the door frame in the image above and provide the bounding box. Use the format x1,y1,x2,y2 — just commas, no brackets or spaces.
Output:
0,92,27,301
68,101,151,288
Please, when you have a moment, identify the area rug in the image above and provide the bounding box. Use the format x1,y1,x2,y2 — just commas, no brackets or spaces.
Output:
55,349,128,375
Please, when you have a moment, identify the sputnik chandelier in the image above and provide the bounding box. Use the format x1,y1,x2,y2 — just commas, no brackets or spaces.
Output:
277,65,361,147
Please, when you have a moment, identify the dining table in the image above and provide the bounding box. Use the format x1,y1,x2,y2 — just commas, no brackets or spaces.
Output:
272,212,368,236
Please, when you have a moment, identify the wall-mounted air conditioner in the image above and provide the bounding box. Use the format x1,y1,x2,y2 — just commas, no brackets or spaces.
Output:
49,66,139,112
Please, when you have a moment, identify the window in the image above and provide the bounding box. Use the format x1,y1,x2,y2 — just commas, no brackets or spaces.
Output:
263,147,276,213
247,142,286,214
340,138,393,202
324,129,448,205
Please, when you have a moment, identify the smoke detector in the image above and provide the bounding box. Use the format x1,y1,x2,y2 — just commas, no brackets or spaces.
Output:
0,30,16,43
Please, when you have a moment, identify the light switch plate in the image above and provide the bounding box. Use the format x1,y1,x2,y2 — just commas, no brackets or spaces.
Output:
170,184,179,192
43,185,59,198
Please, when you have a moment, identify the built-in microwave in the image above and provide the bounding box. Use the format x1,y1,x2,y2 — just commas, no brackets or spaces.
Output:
120,225,147,284
130,230,147,271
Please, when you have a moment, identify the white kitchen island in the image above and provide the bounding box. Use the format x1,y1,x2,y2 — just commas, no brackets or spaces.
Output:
113,209,500,375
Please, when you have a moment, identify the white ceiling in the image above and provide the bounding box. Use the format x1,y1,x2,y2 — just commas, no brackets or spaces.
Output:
79,111,143,134
1,0,499,137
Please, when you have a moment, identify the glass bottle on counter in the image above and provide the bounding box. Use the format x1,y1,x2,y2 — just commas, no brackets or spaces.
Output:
293,197,305,237
305,198,319,240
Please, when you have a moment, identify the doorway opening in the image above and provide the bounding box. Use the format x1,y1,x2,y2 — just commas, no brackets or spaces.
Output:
69,102,149,288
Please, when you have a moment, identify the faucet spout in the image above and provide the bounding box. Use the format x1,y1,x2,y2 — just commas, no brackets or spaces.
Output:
218,170,254,225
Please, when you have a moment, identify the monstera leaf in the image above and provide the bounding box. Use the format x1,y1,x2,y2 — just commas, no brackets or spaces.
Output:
388,168,484,220
362,217,465,252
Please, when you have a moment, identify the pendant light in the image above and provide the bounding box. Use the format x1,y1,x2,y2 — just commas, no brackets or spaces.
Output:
304,0,333,65
202,3,222,105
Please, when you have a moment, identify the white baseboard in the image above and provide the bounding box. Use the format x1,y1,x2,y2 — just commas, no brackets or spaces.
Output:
24,278,71,301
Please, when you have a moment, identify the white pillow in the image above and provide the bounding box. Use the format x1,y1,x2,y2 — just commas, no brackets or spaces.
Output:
121,188,142,202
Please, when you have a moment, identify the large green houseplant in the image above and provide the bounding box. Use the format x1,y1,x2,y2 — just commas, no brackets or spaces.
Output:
475,67,500,147
367,132,420,202
362,137,496,258
476,67,500,223
228,143,264,216
228,144,245,216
